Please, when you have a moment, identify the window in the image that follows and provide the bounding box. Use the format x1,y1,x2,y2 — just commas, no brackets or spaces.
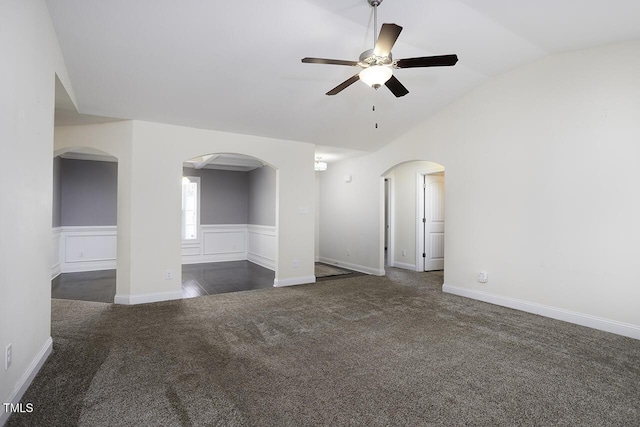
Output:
182,176,200,240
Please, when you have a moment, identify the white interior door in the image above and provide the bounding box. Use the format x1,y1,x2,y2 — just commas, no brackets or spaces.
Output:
423,175,445,271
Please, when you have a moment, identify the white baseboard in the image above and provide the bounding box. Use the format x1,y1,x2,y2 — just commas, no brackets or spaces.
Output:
318,257,383,276
393,261,416,271
114,291,183,305
182,253,246,265
247,253,275,271
61,259,117,273
51,263,61,280
442,284,640,340
273,276,316,287
1,337,52,426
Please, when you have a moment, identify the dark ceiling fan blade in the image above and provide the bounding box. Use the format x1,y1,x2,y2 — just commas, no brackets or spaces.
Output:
374,23,403,57
395,54,458,69
385,75,409,97
326,74,360,96
302,57,359,66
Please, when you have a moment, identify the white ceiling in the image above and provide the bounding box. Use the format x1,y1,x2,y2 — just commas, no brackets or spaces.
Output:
47,0,640,154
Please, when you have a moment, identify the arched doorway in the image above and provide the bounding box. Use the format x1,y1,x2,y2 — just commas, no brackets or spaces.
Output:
180,153,277,297
52,147,119,303
382,160,445,273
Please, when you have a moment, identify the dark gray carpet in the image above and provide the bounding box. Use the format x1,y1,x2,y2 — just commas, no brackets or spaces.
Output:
314,262,353,278
9,269,640,426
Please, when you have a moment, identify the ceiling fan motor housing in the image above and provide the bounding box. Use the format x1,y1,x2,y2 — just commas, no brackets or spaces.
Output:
358,49,393,68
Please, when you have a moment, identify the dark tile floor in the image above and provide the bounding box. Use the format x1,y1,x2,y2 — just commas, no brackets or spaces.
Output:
182,261,275,298
51,269,118,304
51,261,276,303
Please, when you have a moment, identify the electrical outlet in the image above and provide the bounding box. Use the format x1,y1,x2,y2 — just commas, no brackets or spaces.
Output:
166,270,173,280
292,259,299,268
5,343,12,370
402,249,406,257
477,271,488,283
346,249,350,257
79,251,84,259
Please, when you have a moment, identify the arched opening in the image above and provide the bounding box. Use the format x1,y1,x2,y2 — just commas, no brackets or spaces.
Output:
180,153,277,297
381,160,445,274
51,146,119,303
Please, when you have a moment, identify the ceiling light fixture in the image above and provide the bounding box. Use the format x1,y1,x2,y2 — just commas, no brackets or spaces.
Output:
314,157,328,171
359,65,393,89
314,161,328,171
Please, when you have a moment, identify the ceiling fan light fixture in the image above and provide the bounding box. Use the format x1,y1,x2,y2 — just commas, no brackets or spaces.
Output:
359,65,392,89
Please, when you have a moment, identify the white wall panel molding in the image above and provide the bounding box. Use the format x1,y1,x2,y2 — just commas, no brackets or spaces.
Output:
182,224,247,264
442,284,640,341
318,257,385,276
247,225,276,271
181,224,276,270
53,224,276,274
53,226,117,274
51,227,62,279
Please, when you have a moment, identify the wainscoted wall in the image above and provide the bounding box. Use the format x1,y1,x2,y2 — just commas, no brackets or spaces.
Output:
247,225,276,270
51,224,276,278
182,224,276,271
51,227,62,278
51,226,117,277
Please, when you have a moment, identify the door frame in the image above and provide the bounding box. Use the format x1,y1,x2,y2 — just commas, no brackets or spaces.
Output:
415,173,425,271
385,177,395,268
416,172,445,271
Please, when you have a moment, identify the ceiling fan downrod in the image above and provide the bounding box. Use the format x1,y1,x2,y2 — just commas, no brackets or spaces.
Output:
369,0,382,47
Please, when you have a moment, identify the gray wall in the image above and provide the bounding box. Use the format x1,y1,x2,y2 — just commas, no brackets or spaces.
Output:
55,162,273,228
248,166,276,226
52,156,62,227
183,168,249,224
60,158,118,226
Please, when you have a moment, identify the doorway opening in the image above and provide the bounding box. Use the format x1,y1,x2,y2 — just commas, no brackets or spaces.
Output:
180,153,278,297
382,161,445,273
51,147,118,303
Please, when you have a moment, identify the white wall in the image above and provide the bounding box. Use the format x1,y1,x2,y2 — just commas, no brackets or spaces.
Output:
55,120,316,301
0,0,76,422
319,40,640,338
54,121,135,302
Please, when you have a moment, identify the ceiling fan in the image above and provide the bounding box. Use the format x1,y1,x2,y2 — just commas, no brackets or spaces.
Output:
301,0,458,97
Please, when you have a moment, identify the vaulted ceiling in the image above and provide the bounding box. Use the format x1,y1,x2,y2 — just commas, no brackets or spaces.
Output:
47,0,640,154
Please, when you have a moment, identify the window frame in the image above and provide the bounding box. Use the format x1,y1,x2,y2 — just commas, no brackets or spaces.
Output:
181,175,201,243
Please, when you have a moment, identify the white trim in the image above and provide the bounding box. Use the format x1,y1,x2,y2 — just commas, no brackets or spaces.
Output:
60,225,117,234
273,276,316,287
51,227,62,279
181,175,201,243
442,284,640,340
394,261,416,271
53,226,117,274
114,291,183,305
318,257,384,276
1,337,52,426
247,224,276,271
181,253,246,265
385,177,395,268
61,260,117,273
247,253,275,271
182,224,276,270
416,173,424,272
